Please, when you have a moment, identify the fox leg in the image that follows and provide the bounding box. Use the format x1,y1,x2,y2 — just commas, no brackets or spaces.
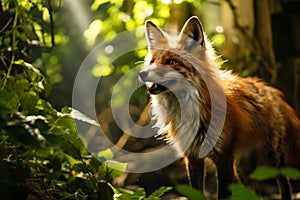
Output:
277,175,292,200
185,157,205,191
276,155,292,200
216,159,234,199
268,134,292,200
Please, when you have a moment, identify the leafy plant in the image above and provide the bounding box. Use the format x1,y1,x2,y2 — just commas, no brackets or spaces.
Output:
176,184,206,200
228,183,260,200
175,166,300,200
116,186,172,200
0,1,125,199
250,166,300,181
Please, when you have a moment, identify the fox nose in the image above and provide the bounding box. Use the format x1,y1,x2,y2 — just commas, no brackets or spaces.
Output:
139,71,148,81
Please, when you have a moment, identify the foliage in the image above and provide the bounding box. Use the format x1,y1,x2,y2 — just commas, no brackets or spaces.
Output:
176,166,300,200
0,0,121,199
1,0,299,200
228,183,260,200
0,0,202,199
176,184,206,200
176,183,259,200
250,166,300,181
116,186,172,200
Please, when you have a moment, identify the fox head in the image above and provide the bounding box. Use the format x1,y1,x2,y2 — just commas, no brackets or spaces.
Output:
139,16,216,95
138,17,226,157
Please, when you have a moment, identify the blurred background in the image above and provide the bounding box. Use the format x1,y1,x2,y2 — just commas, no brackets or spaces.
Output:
46,0,300,112
1,0,299,199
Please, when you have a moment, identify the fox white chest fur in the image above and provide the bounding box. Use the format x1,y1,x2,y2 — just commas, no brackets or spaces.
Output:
150,83,201,156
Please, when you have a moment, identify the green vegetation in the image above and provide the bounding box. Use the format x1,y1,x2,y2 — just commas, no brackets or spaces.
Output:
0,0,299,199
0,0,201,199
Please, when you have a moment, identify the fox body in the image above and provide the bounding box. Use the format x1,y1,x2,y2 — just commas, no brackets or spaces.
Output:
139,16,300,199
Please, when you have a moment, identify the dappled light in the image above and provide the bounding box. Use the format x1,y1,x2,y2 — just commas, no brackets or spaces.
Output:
1,0,300,199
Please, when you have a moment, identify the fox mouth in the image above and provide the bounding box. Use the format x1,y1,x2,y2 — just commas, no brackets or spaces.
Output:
145,80,176,94
146,82,167,94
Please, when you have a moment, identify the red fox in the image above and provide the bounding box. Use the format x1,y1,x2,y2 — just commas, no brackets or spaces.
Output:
139,16,300,199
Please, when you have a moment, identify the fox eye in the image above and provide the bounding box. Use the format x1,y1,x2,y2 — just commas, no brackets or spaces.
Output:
166,58,177,65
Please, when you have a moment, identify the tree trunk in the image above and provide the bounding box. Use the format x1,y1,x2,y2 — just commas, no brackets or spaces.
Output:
222,0,300,115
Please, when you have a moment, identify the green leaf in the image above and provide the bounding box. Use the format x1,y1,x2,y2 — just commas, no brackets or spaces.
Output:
150,186,172,197
116,188,146,200
107,182,120,195
14,59,43,77
98,148,114,160
106,160,125,171
20,92,38,114
91,0,111,11
280,167,300,180
250,166,280,180
0,90,19,118
133,188,146,197
98,160,127,181
14,78,30,92
145,186,172,199
175,184,206,200
61,106,72,114
63,153,81,166
229,183,260,200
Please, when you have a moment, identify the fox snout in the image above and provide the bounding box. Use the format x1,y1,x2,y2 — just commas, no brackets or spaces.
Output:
138,71,149,82
139,70,168,95
139,63,166,82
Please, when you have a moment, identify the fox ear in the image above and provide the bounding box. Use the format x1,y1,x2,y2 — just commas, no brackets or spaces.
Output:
145,20,166,49
179,16,206,50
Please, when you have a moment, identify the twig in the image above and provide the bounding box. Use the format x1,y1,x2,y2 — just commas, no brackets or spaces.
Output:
46,0,55,50
1,1,18,90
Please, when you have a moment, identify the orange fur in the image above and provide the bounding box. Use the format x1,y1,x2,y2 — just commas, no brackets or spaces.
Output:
139,16,300,199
